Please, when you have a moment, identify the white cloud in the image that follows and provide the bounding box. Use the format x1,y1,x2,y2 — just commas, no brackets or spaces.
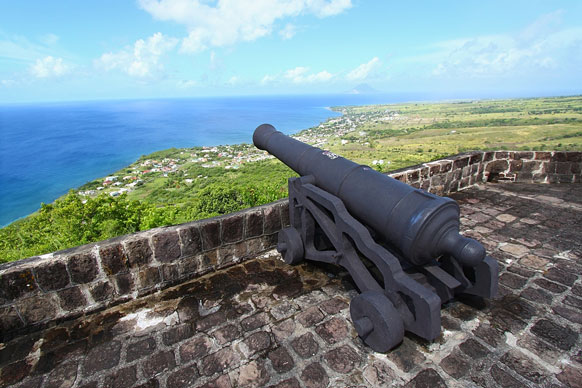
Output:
177,79,196,88
281,66,333,83
280,23,297,40
346,57,381,81
96,32,178,78
29,56,72,78
138,0,352,53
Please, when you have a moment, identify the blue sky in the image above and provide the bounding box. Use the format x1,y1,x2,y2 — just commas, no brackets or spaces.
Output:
1,0,581,102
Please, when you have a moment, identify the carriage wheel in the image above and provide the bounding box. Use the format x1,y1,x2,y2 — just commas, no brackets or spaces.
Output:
277,227,304,265
350,291,404,352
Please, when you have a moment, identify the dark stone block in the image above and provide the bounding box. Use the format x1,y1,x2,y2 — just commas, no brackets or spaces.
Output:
501,351,545,384
291,332,319,359
500,273,527,289
297,306,324,328
17,294,59,324
245,210,264,238
212,324,241,344
179,224,202,257
34,261,70,291
0,268,37,300
544,267,577,286
319,297,348,315
531,319,578,351
222,214,244,243
201,347,241,377
404,368,447,388
264,205,282,234
0,305,24,333
324,345,361,373
556,162,572,174
534,151,552,161
200,220,221,251
138,267,160,289
0,360,32,387
301,362,329,388
453,157,469,170
58,286,87,311
239,331,271,357
167,366,199,387
124,238,153,268
268,346,294,373
552,152,568,162
557,365,582,387
90,280,114,302
490,364,526,388
489,308,527,333
533,278,567,293
180,335,213,363
163,323,194,345
134,379,159,388
509,160,523,172
563,295,582,310
115,272,134,295
127,338,157,362
83,340,122,376
103,365,137,388
407,169,420,182
160,263,180,284
483,151,495,162
440,350,469,378
142,351,176,378
68,251,98,284
152,230,181,263
241,312,269,332
315,317,348,344
280,202,290,227
267,378,301,388
459,338,489,359
520,287,552,305
469,153,483,164
99,243,128,275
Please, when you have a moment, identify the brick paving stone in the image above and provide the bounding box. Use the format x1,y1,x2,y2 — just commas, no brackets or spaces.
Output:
516,334,563,365
201,347,241,377
499,243,530,258
544,267,578,286
142,350,176,378
533,278,567,293
459,338,489,359
18,376,45,388
102,365,137,388
297,306,325,328
241,312,269,332
162,323,194,345
267,377,301,388
127,338,156,362
520,287,553,304
212,324,241,345
238,331,271,358
324,345,361,373
268,346,294,373
237,361,269,387
319,297,349,315
572,284,582,297
134,379,159,388
530,319,579,351
440,350,470,378
500,350,546,384
563,295,582,309
507,265,535,278
179,335,213,363
499,273,527,289
441,315,461,331
553,305,582,324
497,214,517,223
83,340,122,376
45,361,78,388
315,317,349,345
196,310,227,332
386,338,426,373
301,362,329,388
166,365,199,387
363,359,400,387
294,290,328,309
291,332,319,359
490,364,526,388
404,368,447,388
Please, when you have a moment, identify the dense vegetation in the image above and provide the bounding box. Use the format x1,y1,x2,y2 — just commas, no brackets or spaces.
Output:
1,96,581,262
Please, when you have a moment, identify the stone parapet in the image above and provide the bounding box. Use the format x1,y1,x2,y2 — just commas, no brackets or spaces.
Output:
1,150,580,339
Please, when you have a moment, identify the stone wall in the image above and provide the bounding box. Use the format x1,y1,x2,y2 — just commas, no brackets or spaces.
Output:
1,150,580,340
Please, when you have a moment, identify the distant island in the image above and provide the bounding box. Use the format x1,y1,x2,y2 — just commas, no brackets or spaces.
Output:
1,95,581,262
345,83,381,95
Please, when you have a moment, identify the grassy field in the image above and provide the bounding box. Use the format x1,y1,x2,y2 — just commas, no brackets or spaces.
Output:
1,95,581,262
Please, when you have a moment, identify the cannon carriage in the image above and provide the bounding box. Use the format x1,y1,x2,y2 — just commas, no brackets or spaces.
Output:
253,124,498,352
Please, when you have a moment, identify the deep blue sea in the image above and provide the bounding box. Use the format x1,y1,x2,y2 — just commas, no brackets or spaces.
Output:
0,93,427,226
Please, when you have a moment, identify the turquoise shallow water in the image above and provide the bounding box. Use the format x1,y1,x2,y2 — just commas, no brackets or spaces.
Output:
0,93,427,226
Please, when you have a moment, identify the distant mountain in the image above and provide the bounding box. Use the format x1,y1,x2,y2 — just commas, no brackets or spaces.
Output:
345,83,381,95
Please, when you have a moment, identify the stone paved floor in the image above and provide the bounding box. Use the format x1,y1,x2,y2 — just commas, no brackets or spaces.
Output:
1,183,581,388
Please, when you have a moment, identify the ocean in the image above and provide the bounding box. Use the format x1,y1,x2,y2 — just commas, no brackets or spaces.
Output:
0,93,423,227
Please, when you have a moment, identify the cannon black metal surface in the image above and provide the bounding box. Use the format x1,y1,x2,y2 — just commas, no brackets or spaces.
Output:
253,124,498,352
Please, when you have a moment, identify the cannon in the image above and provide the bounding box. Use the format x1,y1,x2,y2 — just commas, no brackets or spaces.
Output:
253,124,498,352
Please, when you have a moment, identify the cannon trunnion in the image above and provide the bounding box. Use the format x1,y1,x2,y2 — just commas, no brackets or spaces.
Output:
253,124,498,352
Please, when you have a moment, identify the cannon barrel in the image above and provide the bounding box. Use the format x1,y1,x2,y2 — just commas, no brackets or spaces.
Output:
253,123,485,267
